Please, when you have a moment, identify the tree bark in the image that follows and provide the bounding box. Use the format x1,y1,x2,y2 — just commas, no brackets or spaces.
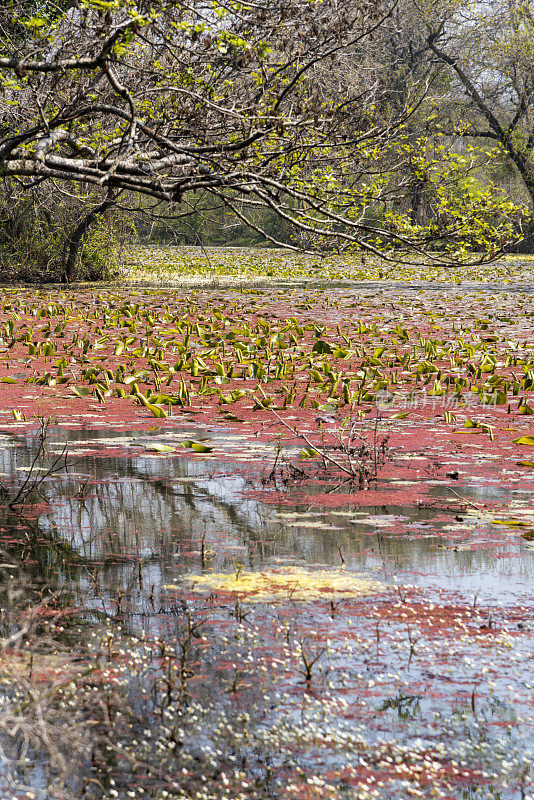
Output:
427,32,534,219
511,222,534,253
63,190,116,283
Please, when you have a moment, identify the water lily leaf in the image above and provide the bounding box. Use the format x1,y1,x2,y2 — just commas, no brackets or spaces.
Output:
124,373,148,385
144,443,176,453
72,386,91,398
492,519,528,527
317,402,338,413
480,390,507,405
517,460,534,467
218,410,243,421
136,391,168,417
147,393,181,405
180,440,213,453
312,340,332,354
191,441,212,453
301,447,321,459
513,436,534,445
0,377,16,384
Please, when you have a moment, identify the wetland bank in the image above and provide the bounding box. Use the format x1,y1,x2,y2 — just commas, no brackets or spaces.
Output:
0,253,532,799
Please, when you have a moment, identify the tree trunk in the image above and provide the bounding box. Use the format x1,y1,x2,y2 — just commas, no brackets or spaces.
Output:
62,191,116,282
512,221,534,254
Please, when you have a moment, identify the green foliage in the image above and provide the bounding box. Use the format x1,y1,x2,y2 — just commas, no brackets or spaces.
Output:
78,216,122,282
0,185,124,282
1,0,527,264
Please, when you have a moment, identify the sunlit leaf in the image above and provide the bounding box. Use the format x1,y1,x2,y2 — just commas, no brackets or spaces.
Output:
180,440,213,453
301,447,321,458
71,386,91,398
144,443,176,453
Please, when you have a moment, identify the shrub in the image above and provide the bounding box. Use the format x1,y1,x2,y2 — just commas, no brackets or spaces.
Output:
0,183,123,283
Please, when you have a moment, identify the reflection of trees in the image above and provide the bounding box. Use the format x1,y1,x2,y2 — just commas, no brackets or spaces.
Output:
47,458,268,558
0,506,84,584
1,433,533,616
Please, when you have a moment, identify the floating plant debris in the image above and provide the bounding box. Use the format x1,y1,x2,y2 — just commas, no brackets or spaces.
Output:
175,566,384,602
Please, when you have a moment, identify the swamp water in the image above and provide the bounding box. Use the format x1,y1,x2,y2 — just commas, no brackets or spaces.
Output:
0,423,532,800
3,426,534,605
0,277,533,798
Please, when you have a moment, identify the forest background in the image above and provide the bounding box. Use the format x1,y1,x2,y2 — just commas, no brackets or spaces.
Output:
2,0,534,281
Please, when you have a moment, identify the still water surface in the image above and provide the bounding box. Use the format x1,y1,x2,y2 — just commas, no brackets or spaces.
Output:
1,424,532,626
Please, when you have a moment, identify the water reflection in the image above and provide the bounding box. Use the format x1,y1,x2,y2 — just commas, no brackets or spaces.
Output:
1,426,533,616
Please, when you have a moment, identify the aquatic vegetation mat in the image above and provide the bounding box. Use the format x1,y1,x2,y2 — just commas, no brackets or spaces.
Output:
122,244,534,284
0,267,532,799
180,566,384,601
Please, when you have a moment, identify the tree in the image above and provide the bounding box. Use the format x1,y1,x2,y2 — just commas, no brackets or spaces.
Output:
0,0,526,280
425,0,534,247
0,180,123,281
